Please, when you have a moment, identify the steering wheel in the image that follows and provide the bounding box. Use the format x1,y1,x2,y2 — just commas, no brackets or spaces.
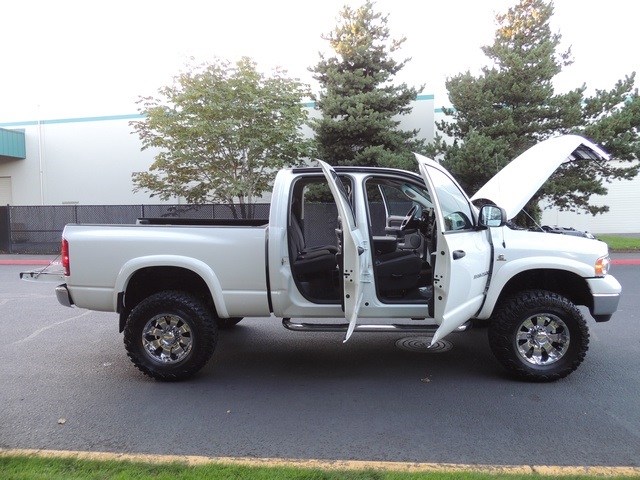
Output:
400,205,419,231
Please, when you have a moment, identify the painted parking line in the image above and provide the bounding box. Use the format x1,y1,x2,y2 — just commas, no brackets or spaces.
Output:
0,259,52,265
1,449,639,477
612,259,640,265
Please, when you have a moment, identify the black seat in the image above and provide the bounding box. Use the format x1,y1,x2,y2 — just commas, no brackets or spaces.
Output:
374,249,422,292
290,214,338,254
289,215,337,276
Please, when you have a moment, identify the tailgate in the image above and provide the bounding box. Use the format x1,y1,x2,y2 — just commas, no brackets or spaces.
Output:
20,260,66,284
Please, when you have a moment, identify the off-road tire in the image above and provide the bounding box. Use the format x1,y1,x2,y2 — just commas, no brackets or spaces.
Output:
488,290,589,382
124,291,217,381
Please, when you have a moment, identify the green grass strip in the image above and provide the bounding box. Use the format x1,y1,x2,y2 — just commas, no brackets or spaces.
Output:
1,455,640,480
597,235,640,251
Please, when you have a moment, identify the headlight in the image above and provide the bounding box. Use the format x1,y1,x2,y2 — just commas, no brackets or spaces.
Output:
595,255,610,276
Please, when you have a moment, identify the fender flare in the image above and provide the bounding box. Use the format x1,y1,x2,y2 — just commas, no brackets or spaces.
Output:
113,255,228,318
478,256,593,318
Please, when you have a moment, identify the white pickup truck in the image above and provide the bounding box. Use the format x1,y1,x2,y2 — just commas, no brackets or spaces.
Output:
24,135,622,382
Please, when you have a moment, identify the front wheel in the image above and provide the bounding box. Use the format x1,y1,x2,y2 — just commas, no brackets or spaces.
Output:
124,291,217,381
488,290,589,382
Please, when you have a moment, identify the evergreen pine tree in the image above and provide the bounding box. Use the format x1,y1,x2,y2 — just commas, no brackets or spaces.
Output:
310,1,424,170
429,0,638,222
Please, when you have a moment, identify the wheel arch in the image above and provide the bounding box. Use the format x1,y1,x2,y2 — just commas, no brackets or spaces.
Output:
484,268,592,318
116,257,226,332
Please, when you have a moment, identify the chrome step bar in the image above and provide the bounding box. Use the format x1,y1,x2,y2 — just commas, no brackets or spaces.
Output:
282,318,472,333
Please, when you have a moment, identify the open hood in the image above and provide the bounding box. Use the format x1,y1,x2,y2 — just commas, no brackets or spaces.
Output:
470,135,609,219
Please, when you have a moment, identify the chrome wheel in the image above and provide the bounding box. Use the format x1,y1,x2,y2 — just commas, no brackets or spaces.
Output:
489,290,589,381
515,314,569,366
124,291,217,381
142,314,193,364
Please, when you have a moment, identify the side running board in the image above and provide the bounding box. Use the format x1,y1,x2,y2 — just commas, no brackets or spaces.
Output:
282,318,472,334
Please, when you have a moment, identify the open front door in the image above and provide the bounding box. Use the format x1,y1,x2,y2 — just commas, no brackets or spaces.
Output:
415,155,492,344
318,160,368,343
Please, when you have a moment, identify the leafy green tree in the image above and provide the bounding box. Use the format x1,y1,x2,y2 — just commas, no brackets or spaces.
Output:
131,57,311,217
429,0,639,222
310,0,425,170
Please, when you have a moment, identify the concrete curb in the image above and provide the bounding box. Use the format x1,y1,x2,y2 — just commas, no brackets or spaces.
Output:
1,448,639,477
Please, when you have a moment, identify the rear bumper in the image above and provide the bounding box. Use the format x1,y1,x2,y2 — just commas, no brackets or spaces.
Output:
55,284,74,308
587,275,621,322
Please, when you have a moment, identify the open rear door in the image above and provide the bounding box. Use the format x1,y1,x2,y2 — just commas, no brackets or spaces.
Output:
318,160,368,343
415,155,492,344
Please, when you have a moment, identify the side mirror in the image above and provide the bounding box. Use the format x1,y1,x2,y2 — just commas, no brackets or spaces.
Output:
479,205,507,228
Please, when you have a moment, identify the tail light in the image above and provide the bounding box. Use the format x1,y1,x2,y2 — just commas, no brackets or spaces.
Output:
62,238,70,276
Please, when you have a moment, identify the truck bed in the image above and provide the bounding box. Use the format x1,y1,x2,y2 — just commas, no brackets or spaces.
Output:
63,223,270,316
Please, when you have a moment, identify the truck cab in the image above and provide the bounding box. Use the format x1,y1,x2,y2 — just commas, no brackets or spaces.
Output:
270,159,499,346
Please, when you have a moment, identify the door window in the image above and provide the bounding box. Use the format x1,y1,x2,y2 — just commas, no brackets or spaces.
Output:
427,167,474,231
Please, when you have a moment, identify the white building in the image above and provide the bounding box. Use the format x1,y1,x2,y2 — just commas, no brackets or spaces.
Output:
0,114,159,206
1,95,638,234
539,160,640,235
0,96,434,207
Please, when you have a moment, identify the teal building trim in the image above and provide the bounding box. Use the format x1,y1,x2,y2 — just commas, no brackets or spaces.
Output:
0,128,26,160
41,113,146,125
0,113,146,128
0,94,445,128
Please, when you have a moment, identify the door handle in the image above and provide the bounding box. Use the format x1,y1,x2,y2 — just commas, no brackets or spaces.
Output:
453,250,466,260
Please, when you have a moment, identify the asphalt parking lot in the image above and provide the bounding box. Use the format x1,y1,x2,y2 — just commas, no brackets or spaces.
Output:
1,259,639,467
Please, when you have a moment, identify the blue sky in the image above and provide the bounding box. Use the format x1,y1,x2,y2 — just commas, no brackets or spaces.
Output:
1,0,638,122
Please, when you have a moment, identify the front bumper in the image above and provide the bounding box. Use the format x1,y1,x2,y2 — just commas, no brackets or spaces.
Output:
587,275,622,322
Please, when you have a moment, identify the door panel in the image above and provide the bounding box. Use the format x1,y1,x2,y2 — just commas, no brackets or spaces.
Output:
432,230,490,342
415,154,492,344
317,160,367,342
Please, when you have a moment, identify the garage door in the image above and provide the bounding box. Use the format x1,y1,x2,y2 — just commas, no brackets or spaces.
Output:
0,177,12,205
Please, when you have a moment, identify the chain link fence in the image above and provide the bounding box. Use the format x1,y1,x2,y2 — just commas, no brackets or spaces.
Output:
1,202,358,254
1,204,271,254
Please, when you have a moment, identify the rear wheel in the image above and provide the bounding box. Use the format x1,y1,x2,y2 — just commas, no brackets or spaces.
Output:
488,290,589,382
124,291,217,381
